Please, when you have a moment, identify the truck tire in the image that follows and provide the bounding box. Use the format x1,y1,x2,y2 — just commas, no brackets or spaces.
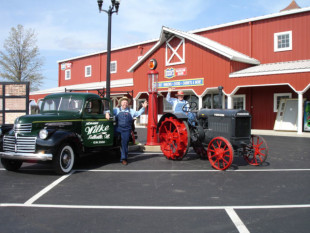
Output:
53,143,75,175
1,158,23,171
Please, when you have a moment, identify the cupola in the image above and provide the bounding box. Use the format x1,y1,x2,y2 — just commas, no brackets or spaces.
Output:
280,0,301,12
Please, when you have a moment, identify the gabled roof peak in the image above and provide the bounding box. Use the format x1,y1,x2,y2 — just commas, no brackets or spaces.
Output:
280,0,301,12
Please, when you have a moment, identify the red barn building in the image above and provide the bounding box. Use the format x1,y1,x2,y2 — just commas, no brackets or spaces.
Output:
30,1,310,133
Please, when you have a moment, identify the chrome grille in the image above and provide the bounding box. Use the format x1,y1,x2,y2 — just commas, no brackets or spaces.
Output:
3,135,36,153
14,123,32,133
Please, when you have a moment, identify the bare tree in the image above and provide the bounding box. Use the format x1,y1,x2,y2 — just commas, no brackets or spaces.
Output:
0,24,44,91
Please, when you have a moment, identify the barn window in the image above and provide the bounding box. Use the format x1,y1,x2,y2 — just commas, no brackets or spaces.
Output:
274,93,292,112
166,36,185,66
274,31,292,52
110,61,117,73
85,65,92,77
65,69,71,80
232,95,245,110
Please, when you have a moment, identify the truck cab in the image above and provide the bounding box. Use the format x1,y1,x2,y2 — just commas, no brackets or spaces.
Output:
0,92,119,174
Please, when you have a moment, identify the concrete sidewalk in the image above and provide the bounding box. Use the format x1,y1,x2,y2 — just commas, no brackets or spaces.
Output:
130,127,310,152
251,129,310,138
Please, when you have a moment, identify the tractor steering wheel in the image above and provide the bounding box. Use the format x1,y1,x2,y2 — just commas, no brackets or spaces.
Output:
182,102,198,113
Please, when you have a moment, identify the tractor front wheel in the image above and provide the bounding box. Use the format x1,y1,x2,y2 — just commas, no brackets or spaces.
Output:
207,137,233,170
158,117,190,160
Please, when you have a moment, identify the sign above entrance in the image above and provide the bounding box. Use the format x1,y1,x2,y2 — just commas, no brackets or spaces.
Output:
164,67,187,79
158,78,204,88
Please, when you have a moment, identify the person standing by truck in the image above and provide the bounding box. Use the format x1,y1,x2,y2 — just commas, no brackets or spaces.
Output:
105,96,148,165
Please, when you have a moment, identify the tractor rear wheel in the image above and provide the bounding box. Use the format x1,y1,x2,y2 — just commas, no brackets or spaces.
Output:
243,135,268,165
207,137,233,170
158,117,190,160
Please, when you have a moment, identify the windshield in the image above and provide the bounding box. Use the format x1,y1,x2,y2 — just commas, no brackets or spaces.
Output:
41,96,84,113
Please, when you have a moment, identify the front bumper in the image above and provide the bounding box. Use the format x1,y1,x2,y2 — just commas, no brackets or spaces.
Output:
0,152,53,161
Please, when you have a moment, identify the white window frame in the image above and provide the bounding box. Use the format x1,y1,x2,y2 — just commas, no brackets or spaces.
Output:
65,69,71,80
166,36,185,66
274,31,292,52
85,65,92,78
274,93,292,112
232,94,246,110
110,61,117,74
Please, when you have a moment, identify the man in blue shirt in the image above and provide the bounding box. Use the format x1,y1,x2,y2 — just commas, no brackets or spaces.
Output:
105,96,147,165
166,87,195,125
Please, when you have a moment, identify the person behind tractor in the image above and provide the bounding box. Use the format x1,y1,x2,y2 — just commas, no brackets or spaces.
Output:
105,97,148,165
166,87,195,125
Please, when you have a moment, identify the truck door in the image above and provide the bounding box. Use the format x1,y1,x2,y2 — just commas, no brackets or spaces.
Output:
82,98,114,147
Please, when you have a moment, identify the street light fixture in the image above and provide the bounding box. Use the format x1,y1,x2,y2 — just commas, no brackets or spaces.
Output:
97,0,121,99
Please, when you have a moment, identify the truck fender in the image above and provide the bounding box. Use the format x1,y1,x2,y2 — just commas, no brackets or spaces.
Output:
36,130,83,155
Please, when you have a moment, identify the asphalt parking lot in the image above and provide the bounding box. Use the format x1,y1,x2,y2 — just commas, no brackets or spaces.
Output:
1,131,310,233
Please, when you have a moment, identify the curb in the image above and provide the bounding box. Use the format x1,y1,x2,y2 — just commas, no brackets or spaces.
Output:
129,143,162,152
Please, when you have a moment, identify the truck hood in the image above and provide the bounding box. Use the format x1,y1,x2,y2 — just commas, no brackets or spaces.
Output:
15,112,81,124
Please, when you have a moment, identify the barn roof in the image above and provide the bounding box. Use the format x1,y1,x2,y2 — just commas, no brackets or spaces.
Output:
128,26,260,72
229,60,310,78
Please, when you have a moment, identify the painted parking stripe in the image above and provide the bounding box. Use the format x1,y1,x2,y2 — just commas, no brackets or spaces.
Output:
24,172,73,205
73,168,310,172
225,208,250,233
1,203,310,209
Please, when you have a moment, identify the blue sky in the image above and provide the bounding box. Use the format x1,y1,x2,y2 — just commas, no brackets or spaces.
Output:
0,0,309,90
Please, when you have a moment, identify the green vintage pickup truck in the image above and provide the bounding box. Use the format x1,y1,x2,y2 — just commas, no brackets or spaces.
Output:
0,92,123,174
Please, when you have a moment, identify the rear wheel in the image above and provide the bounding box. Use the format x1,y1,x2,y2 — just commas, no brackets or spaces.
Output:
158,117,190,160
53,143,75,175
1,158,23,171
207,137,233,170
243,135,268,165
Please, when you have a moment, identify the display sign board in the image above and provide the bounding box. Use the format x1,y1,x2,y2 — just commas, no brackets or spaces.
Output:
158,78,204,88
164,67,187,79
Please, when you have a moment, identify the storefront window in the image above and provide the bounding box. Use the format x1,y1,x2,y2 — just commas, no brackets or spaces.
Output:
203,94,212,108
232,95,245,110
137,99,146,111
274,93,292,112
163,98,173,112
185,95,198,110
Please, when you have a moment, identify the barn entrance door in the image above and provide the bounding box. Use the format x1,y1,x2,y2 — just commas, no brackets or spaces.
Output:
274,98,300,131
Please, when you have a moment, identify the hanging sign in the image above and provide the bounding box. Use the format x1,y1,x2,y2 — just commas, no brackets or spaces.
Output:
164,67,187,79
158,78,204,88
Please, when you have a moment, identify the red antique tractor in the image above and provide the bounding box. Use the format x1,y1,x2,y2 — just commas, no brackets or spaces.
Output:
156,102,268,170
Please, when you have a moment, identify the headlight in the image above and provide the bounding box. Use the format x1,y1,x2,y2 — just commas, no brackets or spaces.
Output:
39,129,49,139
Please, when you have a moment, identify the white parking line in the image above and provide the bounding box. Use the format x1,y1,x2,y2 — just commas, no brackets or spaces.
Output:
225,208,250,233
24,172,73,205
73,168,310,172
1,203,310,209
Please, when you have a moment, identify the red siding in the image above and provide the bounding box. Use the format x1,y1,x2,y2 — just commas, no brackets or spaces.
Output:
58,41,156,87
198,12,310,64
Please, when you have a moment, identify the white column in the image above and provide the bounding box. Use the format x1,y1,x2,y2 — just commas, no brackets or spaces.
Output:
227,95,233,109
133,97,137,111
199,96,203,109
297,92,303,134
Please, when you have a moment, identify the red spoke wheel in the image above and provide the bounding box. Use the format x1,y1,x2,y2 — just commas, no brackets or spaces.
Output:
158,117,190,160
207,137,233,170
243,135,268,166
192,142,208,159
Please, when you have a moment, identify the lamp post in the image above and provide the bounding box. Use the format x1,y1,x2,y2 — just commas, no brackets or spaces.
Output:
146,59,160,146
97,0,121,100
